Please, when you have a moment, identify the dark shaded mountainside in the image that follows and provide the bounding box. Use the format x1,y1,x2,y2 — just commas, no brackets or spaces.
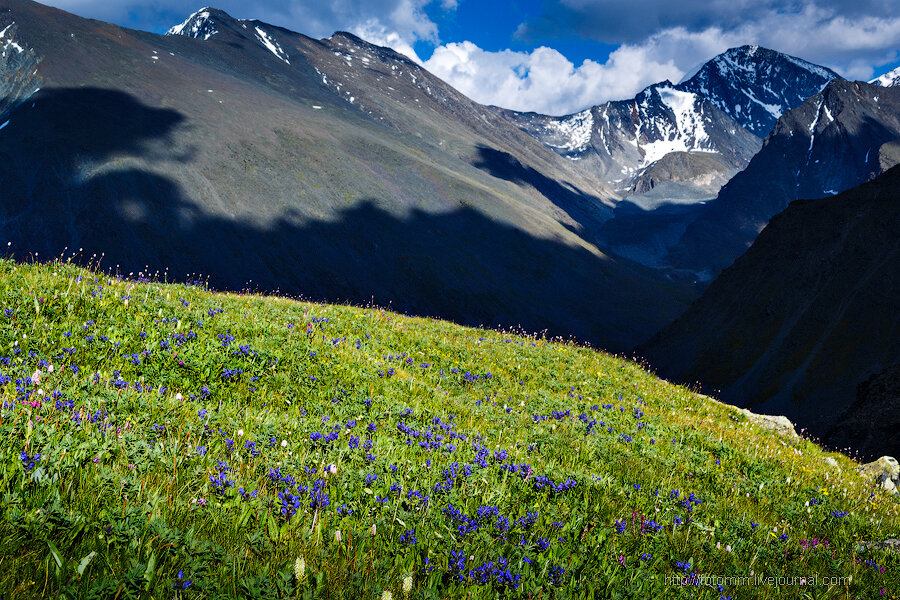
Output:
638,165,900,459
665,79,900,276
0,0,696,352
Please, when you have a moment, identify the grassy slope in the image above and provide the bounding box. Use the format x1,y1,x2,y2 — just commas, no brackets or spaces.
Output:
0,258,897,599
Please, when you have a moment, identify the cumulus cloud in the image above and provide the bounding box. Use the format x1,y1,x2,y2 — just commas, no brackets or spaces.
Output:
518,0,900,44
423,41,682,115
426,3,900,114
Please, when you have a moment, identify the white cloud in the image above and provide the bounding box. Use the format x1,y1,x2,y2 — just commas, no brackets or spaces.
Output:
425,5,900,114
423,41,681,115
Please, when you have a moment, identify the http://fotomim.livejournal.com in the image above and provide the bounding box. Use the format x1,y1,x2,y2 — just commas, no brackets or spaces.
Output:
667,574,852,588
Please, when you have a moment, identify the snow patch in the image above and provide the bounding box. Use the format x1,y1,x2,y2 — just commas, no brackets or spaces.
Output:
638,87,712,166
741,89,782,119
543,109,593,153
254,27,290,64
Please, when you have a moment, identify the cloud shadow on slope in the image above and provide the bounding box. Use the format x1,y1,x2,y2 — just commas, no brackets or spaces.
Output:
471,144,612,240
0,88,687,352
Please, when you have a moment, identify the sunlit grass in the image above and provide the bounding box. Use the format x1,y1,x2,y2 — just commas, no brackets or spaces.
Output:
0,258,896,599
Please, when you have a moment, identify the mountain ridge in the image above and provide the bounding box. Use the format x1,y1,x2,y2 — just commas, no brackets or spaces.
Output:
0,0,693,352
638,164,900,458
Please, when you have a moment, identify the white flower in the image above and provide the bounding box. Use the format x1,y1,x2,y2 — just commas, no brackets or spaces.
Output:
47,365,54,373
335,530,342,543
237,429,244,437
725,545,732,552
175,393,183,401
329,464,337,475
281,439,288,448
30,370,41,385
381,591,392,600
37,389,44,396
294,556,305,580
371,523,377,536
402,574,413,596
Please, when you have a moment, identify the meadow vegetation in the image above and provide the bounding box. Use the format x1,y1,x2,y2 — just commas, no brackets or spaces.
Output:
0,258,896,599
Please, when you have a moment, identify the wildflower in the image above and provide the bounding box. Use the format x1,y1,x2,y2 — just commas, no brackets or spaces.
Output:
371,523,377,536
381,591,393,600
294,556,306,580
402,574,413,597
281,439,288,448
335,530,342,543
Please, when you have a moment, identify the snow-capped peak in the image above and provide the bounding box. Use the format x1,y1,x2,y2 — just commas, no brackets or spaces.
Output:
870,66,900,88
166,8,218,40
678,45,839,136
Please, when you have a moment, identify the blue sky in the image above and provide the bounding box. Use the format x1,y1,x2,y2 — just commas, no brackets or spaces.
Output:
45,0,900,115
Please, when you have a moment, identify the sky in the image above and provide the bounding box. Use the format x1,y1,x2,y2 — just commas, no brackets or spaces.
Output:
44,0,900,116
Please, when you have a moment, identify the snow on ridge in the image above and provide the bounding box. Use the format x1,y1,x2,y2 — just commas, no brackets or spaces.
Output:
870,66,900,88
254,26,290,64
166,9,217,40
782,54,835,81
543,109,593,154
639,87,712,166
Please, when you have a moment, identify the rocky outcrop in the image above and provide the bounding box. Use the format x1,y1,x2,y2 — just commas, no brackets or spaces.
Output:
859,456,900,495
735,408,799,438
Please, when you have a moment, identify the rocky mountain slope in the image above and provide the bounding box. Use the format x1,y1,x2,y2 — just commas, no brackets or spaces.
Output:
0,0,695,352
497,83,761,198
638,165,900,459
678,45,838,136
665,79,900,275
500,46,837,203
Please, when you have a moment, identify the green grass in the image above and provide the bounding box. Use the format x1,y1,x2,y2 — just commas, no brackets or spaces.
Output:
0,258,896,599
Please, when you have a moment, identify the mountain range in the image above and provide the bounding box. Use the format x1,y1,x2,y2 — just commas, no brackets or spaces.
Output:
0,0,691,352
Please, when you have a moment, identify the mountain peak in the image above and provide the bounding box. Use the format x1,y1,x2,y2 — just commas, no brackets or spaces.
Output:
166,7,233,40
678,46,839,136
870,66,900,87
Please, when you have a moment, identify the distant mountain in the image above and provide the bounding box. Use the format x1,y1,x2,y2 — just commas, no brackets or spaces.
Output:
666,79,900,275
498,82,761,197
500,46,837,202
871,66,900,87
638,164,900,459
678,45,839,136
0,0,693,352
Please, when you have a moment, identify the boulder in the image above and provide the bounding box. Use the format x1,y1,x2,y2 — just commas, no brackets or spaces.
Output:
736,408,799,438
859,456,899,495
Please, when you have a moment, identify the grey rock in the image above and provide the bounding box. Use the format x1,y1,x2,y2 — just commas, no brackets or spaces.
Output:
735,408,799,438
